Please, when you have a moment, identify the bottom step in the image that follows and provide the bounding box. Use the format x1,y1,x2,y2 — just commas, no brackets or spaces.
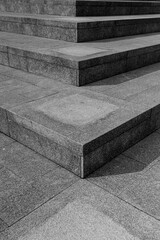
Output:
1,65,160,177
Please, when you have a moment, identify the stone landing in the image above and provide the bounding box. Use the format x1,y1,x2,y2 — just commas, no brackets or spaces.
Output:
1,64,160,177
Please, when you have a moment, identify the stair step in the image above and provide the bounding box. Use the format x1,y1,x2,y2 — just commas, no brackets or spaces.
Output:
1,13,160,42
1,0,160,16
0,64,160,177
1,32,160,86
0,0,76,16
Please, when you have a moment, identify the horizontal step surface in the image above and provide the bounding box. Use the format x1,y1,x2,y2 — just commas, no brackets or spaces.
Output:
1,64,160,177
1,0,160,16
1,13,160,42
1,32,160,85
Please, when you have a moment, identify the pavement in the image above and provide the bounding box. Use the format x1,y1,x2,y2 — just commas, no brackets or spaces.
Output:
0,129,160,239
0,64,160,239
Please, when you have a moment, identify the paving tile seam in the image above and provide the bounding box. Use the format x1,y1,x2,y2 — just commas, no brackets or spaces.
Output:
0,71,56,90
85,178,160,223
0,47,79,70
5,178,81,228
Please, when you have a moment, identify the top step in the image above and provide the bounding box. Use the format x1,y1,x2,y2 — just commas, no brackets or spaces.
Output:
1,0,160,16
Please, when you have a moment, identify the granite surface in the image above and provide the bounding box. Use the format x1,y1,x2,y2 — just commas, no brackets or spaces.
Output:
0,63,160,176
2,31,160,85
1,180,160,240
1,13,160,42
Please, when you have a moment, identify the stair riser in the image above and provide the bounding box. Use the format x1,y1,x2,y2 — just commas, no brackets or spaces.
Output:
1,45,160,86
0,106,159,178
1,18,160,42
0,0,76,16
1,0,160,16
76,4,160,16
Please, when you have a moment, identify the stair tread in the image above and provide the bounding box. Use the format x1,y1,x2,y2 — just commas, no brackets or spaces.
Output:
2,12,160,24
1,63,160,177
1,31,160,67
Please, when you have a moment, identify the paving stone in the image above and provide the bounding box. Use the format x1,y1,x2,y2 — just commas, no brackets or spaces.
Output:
88,154,146,195
0,163,78,226
120,172,160,220
123,132,160,165
0,141,60,181
0,133,14,148
0,219,8,233
0,167,22,198
2,180,160,240
0,90,29,109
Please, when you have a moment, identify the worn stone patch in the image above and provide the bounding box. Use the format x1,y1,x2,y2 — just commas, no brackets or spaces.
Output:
37,94,118,126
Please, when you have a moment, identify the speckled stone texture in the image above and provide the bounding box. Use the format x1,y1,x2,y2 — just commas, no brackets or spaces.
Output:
2,32,160,86
2,87,158,177
0,0,76,16
1,0,160,16
1,13,160,42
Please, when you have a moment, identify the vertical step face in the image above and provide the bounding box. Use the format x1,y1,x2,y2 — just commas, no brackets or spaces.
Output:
1,73,160,178
1,14,160,42
1,0,160,16
0,0,76,16
76,1,160,16
2,32,160,86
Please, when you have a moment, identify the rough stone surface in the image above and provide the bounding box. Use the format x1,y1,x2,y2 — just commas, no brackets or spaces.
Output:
2,180,160,240
120,160,160,220
2,32,160,85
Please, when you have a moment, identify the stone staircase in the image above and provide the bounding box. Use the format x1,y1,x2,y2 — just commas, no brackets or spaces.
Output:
1,0,160,178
